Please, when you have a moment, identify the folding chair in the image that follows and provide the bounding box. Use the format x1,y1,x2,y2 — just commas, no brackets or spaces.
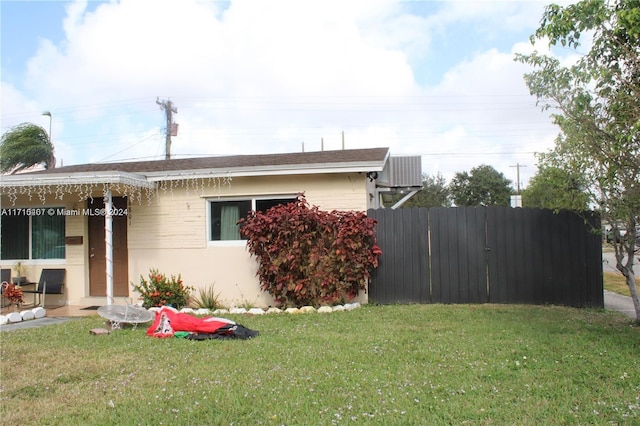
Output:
21,269,66,308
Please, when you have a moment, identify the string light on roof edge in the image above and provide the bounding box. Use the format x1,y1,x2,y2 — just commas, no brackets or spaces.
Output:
1,173,233,206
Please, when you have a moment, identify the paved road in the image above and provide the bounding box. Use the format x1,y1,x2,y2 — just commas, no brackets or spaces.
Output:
603,250,640,273
603,251,618,274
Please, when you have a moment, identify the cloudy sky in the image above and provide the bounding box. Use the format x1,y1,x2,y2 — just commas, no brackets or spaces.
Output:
1,0,575,188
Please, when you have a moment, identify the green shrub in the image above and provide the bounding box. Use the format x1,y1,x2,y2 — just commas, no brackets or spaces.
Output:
131,268,194,309
239,194,382,307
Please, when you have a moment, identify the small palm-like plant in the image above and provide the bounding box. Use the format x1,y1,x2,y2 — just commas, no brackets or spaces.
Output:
190,284,223,310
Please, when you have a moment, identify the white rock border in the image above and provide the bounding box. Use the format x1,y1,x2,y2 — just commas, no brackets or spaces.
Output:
0,307,47,326
162,302,363,316
0,303,361,327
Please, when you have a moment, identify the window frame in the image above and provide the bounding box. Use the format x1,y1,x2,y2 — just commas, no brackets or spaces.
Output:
0,206,67,262
206,195,297,246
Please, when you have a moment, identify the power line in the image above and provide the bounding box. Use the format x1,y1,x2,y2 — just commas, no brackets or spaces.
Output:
98,130,164,163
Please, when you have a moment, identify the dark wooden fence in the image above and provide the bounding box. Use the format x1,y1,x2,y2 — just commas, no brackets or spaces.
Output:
368,207,603,308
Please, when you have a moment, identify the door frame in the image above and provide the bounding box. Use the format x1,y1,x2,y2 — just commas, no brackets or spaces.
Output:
88,196,129,297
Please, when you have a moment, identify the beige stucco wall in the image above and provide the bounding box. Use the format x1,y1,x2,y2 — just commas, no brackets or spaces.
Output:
127,173,369,308
1,172,371,307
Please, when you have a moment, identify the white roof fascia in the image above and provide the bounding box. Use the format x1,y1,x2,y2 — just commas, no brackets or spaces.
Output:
144,161,387,182
0,171,154,189
0,158,388,185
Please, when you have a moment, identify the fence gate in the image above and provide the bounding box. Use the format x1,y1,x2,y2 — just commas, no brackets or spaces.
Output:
368,207,603,308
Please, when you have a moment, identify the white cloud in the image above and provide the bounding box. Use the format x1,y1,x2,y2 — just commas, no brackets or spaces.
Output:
0,83,41,124
418,45,559,184
2,0,570,188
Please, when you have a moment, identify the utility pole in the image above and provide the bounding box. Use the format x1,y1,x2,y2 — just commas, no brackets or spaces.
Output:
510,163,527,194
156,98,178,160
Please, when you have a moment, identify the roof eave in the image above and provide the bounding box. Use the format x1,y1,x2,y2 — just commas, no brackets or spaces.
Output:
144,161,386,181
0,156,388,185
0,171,154,189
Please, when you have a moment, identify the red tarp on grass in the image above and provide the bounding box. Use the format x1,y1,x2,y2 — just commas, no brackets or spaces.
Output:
147,307,258,339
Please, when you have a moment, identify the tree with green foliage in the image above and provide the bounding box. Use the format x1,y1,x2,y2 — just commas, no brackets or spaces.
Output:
449,165,513,207
407,173,452,208
0,123,55,174
522,165,590,211
385,172,452,208
516,0,640,320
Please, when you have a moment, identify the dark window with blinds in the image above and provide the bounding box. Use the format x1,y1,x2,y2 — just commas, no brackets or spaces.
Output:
0,210,65,260
209,197,296,241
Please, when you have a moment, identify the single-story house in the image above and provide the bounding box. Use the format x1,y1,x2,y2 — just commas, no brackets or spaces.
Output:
0,147,421,308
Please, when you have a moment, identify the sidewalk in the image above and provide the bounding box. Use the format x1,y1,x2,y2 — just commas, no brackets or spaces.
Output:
0,316,78,331
603,290,637,319
0,305,97,332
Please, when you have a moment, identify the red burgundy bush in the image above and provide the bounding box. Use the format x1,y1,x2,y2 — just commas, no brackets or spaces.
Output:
239,194,382,308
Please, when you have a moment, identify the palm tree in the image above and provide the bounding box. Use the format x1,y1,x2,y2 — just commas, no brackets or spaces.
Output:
0,123,55,174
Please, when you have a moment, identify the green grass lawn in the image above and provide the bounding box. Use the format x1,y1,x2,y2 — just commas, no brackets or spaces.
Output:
1,304,639,425
604,271,640,297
